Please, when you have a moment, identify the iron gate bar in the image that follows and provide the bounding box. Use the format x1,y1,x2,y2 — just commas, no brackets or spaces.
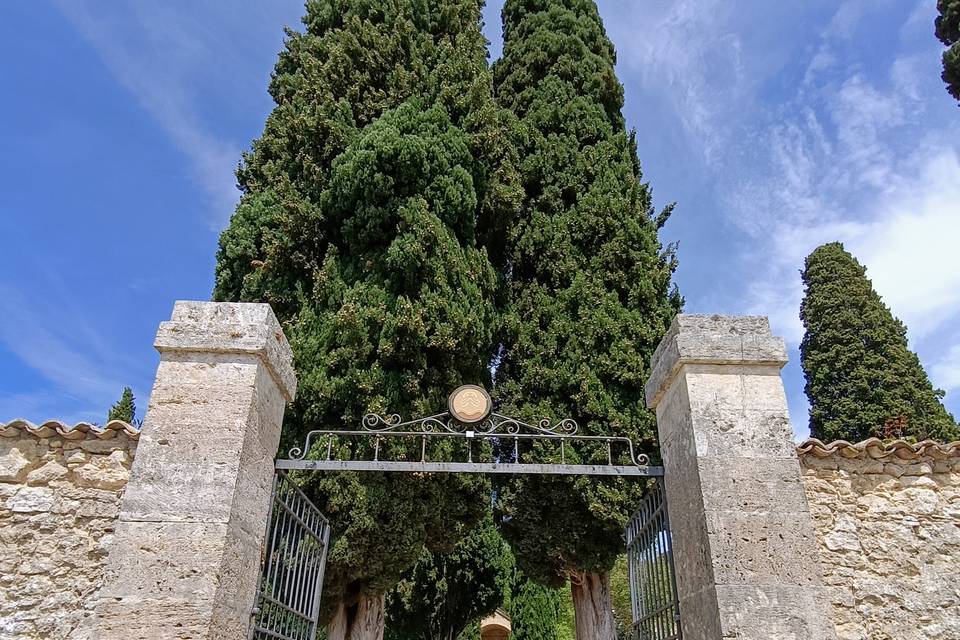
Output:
275,459,663,476
250,471,330,640
626,479,681,640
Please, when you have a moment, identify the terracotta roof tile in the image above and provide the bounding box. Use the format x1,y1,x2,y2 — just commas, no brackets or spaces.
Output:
797,437,959,461
0,419,140,441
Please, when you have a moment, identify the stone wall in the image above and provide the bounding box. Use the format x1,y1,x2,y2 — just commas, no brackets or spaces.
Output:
0,419,138,640
798,438,960,640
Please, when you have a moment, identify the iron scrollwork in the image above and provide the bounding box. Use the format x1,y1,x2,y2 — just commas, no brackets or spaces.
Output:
286,384,651,468
358,411,578,437
289,412,650,469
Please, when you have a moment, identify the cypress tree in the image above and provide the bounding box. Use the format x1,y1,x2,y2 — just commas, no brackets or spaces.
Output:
800,242,959,443
106,387,135,424
213,2,520,638
385,514,511,640
492,1,680,637
937,0,960,102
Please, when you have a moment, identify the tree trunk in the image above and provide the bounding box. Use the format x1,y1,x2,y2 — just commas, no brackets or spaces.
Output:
571,571,617,640
327,595,386,640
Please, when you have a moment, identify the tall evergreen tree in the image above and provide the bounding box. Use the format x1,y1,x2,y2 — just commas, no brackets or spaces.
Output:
107,387,135,424
937,0,960,102
386,514,511,640
213,2,520,638
800,242,959,443
492,1,680,637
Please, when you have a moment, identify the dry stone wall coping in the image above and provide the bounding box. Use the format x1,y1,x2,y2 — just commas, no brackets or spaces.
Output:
797,437,960,461
0,419,140,442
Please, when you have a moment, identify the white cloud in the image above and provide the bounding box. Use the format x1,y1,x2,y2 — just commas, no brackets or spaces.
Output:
601,0,748,162
54,1,242,227
601,0,960,422
743,148,960,340
931,344,960,393
0,282,147,423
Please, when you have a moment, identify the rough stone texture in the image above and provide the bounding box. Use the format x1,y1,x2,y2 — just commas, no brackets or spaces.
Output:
799,441,960,640
154,300,296,401
645,314,788,408
93,301,295,640
647,314,837,640
0,429,138,640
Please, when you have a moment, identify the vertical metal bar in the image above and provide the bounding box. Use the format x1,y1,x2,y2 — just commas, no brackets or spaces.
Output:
290,495,308,637
645,493,658,638
649,494,662,639
308,521,331,639
279,482,299,636
248,473,280,640
656,503,668,639
628,516,638,636
654,490,670,637
660,480,681,638
264,476,287,634
294,510,315,640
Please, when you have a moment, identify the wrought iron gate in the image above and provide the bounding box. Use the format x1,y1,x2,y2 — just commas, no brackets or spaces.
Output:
253,386,680,639
249,471,330,640
625,479,682,640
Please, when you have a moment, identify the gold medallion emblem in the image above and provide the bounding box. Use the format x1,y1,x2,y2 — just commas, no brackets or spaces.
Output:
448,385,492,423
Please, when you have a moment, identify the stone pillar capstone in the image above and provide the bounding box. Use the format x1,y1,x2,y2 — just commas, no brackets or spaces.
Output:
645,315,836,640
93,301,296,639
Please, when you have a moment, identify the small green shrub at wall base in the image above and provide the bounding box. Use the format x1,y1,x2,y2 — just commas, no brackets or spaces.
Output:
800,242,959,443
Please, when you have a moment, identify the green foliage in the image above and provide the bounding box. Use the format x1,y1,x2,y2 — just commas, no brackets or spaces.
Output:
456,622,481,640
214,0,520,316
386,514,511,640
107,387,135,424
937,0,960,102
214,0,521,622
608,555,631,638
492,0,681,585
800,243,959,443
508,573,566,640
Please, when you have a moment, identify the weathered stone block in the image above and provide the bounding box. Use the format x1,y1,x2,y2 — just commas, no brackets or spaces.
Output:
696,456,810,514
0,442,35,482
154,300,296,401
646,315,788,408
648,314,836,640
25,460,68,485
7,487,55,513
92,301,295,640
715,584,838,640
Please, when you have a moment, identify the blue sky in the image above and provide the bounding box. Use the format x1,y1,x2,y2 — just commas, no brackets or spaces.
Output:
2,1,958,438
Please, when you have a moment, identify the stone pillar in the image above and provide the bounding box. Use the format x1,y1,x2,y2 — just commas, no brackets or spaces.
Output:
645,315,836,640
94,301,296,639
